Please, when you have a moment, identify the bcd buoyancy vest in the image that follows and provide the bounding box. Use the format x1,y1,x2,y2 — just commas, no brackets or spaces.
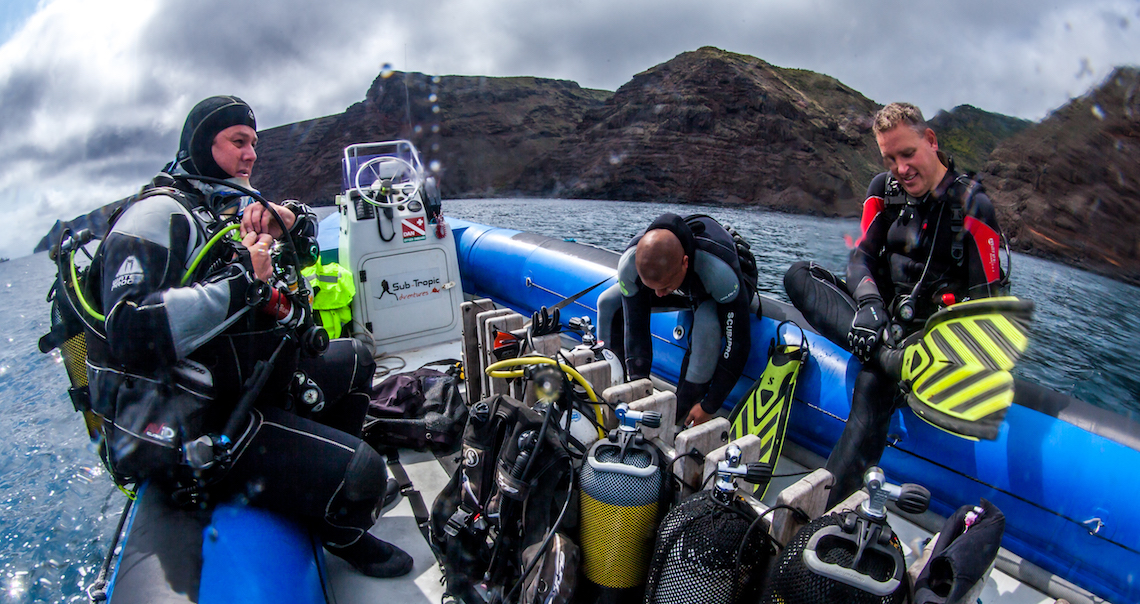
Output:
40,178,246,486
879,171,1008,326
429,394,576,604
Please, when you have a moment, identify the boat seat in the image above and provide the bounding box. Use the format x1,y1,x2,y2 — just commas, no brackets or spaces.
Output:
107,483,209,604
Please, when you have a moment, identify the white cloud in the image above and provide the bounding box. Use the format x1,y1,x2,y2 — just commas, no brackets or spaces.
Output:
0,0,1136,258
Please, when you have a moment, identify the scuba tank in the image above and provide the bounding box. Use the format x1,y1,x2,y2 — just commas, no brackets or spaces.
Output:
759,467,931,604
578,403,666,599
643,444,777,604
563,315,620,451
568,315,625,387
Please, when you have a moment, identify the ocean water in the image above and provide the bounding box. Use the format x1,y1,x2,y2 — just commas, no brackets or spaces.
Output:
1,198,1137,603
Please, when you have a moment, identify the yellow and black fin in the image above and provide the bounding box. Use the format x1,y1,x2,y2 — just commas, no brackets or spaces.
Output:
728,321,809,498
901,296,1033,441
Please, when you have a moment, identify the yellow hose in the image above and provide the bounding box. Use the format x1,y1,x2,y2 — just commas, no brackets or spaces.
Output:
485,356,608,433
485,356,599,402
182,223,242,285
70,250,105,322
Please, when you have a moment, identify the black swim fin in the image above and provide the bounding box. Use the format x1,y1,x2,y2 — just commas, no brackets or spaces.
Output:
887,296,1033,441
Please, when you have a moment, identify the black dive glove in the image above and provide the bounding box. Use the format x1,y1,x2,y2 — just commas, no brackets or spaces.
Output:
848,277,887,362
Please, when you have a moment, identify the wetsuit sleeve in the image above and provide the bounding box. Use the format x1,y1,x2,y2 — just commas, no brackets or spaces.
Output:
101,196,253,373
617,247,653,380
961,190,1005,299
673,250,751,414
693,250,740,304
616,247,640,297
847,173,891,302
699,275,751,414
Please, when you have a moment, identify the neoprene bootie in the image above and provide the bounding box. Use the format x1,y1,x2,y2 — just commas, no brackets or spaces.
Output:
913,500,1005,604
333,533,414,578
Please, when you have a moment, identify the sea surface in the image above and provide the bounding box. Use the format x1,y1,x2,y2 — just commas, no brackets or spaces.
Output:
1,198,1137,603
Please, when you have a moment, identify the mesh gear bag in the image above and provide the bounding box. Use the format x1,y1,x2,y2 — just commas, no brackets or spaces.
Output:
758,512,909,604
644,490,775,604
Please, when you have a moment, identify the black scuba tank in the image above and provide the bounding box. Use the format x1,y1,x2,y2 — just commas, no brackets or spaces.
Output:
759,467,930,604
643,444,776,604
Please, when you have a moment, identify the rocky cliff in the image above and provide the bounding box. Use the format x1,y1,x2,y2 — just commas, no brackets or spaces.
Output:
982,67,1140,285
513,47,884,216
252,72,609,204
929,105,1033,174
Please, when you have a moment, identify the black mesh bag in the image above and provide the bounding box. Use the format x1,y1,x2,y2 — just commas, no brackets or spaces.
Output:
758,512,909,604
643,490,775,604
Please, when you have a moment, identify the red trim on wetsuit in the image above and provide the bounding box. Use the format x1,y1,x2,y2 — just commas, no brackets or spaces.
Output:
856,196,885,247
964,215,1001,283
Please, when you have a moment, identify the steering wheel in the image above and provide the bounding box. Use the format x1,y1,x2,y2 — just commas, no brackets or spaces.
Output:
353,156,422,207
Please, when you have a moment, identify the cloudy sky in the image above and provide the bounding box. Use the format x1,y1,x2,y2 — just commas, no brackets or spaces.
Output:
1,0,1137,259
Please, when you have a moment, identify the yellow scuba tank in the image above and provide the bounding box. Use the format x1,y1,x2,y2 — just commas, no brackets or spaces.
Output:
578,403,665,593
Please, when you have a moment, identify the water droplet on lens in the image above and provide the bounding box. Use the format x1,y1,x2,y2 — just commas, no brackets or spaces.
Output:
432,76,441,84
381,63,394,78
429,94,438,102
1091,104,1106,120
414,125,422,134
430,160,442,172
432,105,440,114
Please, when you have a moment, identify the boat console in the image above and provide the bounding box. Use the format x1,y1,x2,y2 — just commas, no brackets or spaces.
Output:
337,141,464,355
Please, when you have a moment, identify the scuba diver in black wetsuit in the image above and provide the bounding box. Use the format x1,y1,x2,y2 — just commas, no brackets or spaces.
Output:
85,96,412,580
597,213,758,427
784,102,1008,508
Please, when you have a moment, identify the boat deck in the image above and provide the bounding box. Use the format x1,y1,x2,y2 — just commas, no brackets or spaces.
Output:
325,338,1059,604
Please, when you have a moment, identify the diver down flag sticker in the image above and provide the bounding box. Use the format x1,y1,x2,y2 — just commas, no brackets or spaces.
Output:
402,217,426,242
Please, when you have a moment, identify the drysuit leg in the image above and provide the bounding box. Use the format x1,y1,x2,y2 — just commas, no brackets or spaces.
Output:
296,338,376,435
783,261,857,350
219,406,389,547
824,367,900,508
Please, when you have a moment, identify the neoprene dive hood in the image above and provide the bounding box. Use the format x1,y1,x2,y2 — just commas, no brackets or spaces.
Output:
176,95,256,180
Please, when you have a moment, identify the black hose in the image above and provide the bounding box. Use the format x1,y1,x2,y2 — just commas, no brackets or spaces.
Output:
222,338,288,444
502,456,576,603
168,173,305,279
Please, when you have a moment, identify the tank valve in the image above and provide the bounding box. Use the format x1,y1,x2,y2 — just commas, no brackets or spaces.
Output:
860,466,930,520
713,444,771,502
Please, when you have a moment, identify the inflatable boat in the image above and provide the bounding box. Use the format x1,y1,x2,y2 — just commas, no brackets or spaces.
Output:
94,141,1137,604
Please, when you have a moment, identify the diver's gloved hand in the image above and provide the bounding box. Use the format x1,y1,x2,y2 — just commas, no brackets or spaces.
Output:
849,300,886,361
